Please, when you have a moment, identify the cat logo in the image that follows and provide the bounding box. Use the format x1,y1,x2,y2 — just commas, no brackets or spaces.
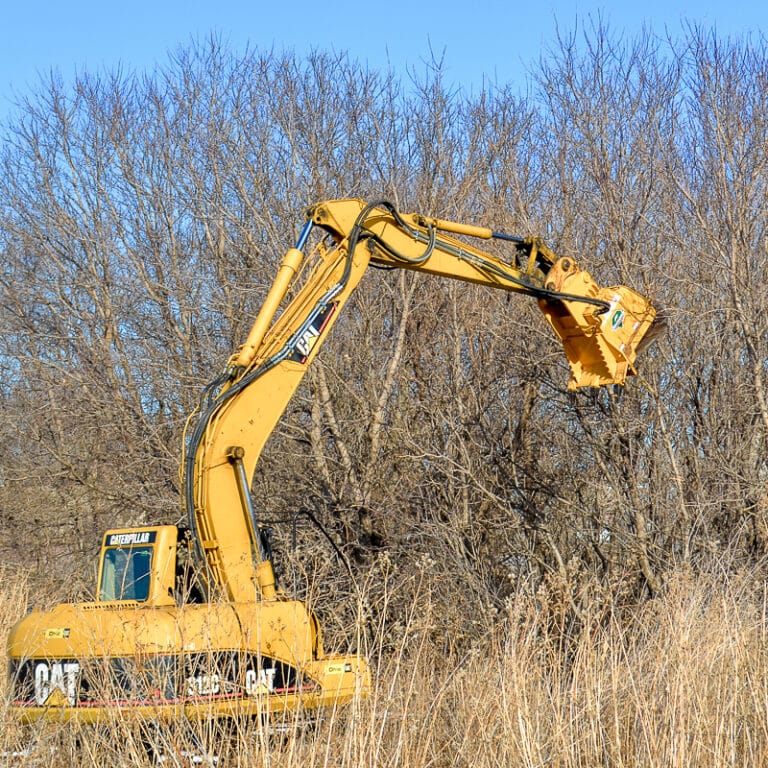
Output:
245,667,278,695
290,303,337,363
34,661,80,705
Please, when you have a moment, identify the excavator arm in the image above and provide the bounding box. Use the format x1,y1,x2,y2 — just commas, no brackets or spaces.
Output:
183,198,657,602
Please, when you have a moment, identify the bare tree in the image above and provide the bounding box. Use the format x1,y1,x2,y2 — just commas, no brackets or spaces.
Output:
1,27,766,644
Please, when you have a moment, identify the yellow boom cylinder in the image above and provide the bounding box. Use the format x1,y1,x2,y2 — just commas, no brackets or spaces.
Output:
232,247,305,369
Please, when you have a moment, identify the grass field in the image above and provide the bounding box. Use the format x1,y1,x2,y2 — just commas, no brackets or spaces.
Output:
3,565,768,767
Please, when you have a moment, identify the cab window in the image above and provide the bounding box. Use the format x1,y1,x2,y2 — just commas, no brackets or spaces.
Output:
99,546,152,601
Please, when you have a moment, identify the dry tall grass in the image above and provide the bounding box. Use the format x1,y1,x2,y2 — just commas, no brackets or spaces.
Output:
3,565,768,767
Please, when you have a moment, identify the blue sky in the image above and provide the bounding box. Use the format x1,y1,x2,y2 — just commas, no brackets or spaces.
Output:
0,0,766,123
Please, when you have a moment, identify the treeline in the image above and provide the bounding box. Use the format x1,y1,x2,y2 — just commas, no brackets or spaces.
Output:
0,24,766,645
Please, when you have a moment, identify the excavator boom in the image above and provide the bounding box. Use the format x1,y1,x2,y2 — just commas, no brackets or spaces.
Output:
184,198,657,603
306,199,656,390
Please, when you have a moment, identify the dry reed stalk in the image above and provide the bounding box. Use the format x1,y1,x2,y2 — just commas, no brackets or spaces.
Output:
2,567,768,766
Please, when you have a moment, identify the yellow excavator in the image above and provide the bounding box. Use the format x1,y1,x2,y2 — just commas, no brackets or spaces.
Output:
7,198,657,724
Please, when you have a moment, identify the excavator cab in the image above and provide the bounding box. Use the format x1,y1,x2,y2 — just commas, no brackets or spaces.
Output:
96,526,178,607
